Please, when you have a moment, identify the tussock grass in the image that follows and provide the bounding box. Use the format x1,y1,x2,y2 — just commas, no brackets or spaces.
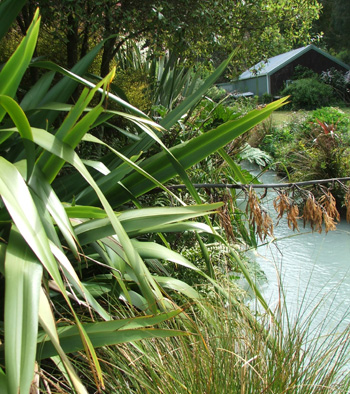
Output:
76,288,350,393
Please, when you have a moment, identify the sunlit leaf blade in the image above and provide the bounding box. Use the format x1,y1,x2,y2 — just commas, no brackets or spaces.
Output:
38,288,88,394
4,226,42,394
37,309,186,359
0,158,63,289
26,126,164,312
0,9,40,121
74,203,222,244
0,95,35,179
28,167,79,260
64,205,108,219
132,240,201,272
125,221,215,237
40,328,188,360
82,159,111,175
218,147,249,183
153,276,201,299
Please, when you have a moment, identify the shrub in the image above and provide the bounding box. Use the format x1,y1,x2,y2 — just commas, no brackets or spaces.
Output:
261,92,273,104
281,78,335,110
292,64,318,80
307,107,350,136
114,68,152,112
284,79,333,109
337,49,350,65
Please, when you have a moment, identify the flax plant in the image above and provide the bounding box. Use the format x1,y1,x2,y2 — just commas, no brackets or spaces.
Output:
0,5,290,394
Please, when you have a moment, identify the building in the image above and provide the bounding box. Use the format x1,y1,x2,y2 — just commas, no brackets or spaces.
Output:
219,45,350,97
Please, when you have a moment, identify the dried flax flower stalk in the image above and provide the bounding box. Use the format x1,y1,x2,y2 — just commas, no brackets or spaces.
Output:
319,191,340,233
246,188,274,241
286,204,299,231
302,190,339,233
345,190,350,223
319,191,340,222
273,191,299,231
303,194,323,233
218,191,236,243
323,212,337,233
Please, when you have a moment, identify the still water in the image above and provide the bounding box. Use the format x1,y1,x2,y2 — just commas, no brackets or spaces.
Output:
243,165,350,333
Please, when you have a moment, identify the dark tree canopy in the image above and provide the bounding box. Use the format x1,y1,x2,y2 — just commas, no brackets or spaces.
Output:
313,0,350,63
15,0,321,77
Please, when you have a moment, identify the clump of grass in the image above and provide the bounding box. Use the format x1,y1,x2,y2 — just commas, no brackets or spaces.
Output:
74,287,350,393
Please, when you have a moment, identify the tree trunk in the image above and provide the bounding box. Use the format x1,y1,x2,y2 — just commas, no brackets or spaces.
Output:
17,1,38,84
66,13,79,70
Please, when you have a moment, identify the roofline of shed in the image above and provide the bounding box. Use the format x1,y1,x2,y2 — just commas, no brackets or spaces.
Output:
268,44,350,75
237,44,350,81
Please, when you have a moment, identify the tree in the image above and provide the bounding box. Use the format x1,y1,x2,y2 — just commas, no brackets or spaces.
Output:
313,0,350,62
15,0,321,77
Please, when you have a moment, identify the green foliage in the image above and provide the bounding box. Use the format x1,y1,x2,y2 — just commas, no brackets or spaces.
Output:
261,92,274,104
114,69,152,112
337,49,350,65
0,6,291,392
308,106,350,134
313,0,350,55
260,107,350,206
0,3,347,393
281,78,335,110
205,85,228,102
292,64,319,80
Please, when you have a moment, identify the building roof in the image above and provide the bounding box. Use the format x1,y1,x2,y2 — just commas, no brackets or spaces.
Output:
238,44,350,81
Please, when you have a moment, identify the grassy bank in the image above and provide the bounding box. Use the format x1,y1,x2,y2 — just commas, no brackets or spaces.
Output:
270,107,350,127
72,289,350,393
